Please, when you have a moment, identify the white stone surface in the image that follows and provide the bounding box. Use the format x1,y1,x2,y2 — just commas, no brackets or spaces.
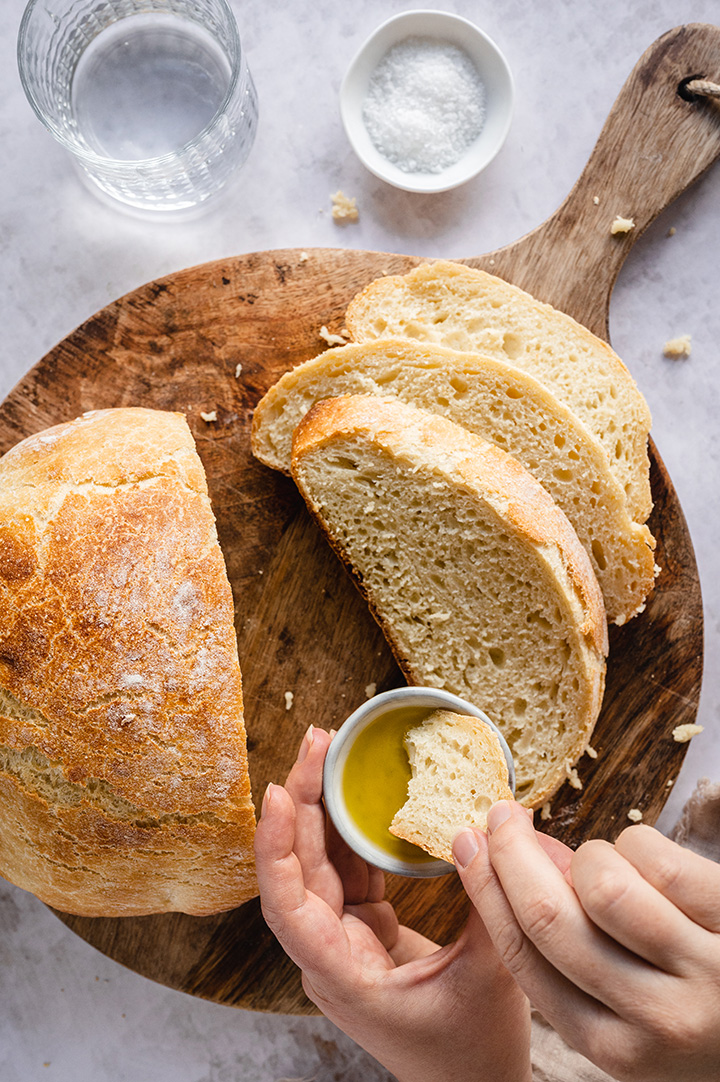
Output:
2,0,720,1078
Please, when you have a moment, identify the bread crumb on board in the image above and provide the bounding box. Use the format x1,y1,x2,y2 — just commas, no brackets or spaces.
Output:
540,802,552,821
672,722,704,743
365,682,377,699
331,189,359,222
284,691,294,711
593,195,600,205
200,410,217,422
566,765,583,790
234,363,243,379
627,808,643,823
663,334,692,359
585,744,598,759
610,215,635,234
299,251,309,262
319,324,350,346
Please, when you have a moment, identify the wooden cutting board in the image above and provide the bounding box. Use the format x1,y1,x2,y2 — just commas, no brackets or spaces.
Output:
1,24,718,1014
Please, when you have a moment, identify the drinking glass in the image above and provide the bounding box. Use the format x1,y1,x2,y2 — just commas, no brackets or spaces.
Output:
18,0,259,214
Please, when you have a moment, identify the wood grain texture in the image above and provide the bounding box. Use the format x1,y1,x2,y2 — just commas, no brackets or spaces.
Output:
1,23,717,1013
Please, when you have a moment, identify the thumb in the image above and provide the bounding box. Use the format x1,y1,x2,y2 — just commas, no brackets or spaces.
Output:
451,803,534,940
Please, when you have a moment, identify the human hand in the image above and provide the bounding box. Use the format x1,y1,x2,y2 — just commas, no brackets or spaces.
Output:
453,800,720,1082
254,726,532,1082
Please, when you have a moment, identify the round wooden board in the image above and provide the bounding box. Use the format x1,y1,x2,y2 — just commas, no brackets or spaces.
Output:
0,247,703,1013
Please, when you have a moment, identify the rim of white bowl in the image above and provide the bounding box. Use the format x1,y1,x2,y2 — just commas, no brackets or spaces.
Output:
323,686,516,878
340,9,514,193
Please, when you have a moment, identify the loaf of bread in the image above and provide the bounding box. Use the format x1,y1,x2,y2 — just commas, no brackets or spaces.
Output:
0,408,257,916
291,395,608,807
390,709,514,862
345,260,653,524
252,338,656,625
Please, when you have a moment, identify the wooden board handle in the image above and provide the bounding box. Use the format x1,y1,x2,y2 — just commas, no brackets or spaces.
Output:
469,23,720,336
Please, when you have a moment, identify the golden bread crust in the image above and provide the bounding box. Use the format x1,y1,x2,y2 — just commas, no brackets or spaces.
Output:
0,408,256,916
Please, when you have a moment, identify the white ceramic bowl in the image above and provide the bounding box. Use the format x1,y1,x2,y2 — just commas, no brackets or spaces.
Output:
340,10,514,193
323,686,515,877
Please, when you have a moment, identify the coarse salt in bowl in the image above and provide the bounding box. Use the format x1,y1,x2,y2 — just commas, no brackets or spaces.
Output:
340,10,514,193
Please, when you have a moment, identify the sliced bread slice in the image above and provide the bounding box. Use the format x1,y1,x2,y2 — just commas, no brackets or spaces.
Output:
345,260,653,524
291,395,608,807
252,338,657,625
389,709,514,863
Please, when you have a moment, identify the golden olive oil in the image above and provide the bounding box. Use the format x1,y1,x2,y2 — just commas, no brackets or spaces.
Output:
342,705,435,864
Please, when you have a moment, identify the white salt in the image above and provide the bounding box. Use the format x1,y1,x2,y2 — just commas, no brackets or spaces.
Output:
362,36,486,174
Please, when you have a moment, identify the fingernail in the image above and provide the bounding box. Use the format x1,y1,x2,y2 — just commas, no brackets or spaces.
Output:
453,827,480,869
487,800,513,834
261,783,275,817
297,724,314,763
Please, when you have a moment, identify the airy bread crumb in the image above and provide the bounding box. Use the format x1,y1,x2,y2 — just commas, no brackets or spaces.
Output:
331,190,359,222
611,215,635,234
672,723,703,743
319,325,350,346
663,334,692,359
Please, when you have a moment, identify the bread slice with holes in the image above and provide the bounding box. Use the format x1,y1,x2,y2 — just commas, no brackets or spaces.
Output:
345,259,653,524
292,395,608,807
390,709,514,862
0,408,257,916
252,338,657,625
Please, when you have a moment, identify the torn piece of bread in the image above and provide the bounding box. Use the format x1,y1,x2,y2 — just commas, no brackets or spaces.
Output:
390,709,514,862
291,395,608,807
252,338,657,625
0,408,257,916
345,260,652,524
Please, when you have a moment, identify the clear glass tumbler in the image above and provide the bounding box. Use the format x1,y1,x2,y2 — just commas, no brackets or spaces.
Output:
18,0,259,214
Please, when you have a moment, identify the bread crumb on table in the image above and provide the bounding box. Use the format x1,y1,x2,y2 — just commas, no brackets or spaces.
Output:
200,410,217,422
284,691,294,711
663,334,692,359
365,682,377,699
627,808,643,822
234,363,243,378
331,189,359,222
585,744,598,759
672,722,704,743
610,215,635,234
540,802,552,821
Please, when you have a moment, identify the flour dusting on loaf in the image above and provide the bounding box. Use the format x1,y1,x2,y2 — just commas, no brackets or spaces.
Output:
291,395,608,807
390,709,514,863
0,408,257,916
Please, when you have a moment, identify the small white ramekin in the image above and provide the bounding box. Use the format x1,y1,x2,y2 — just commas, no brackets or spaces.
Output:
323,686,515,877
340,10,514,193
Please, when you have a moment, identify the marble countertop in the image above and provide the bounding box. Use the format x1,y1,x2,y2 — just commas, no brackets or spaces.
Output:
2,1,720,1079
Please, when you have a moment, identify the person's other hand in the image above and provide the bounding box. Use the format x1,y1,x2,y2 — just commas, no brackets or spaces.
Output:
454,800,720,1082
255,726,532,1082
